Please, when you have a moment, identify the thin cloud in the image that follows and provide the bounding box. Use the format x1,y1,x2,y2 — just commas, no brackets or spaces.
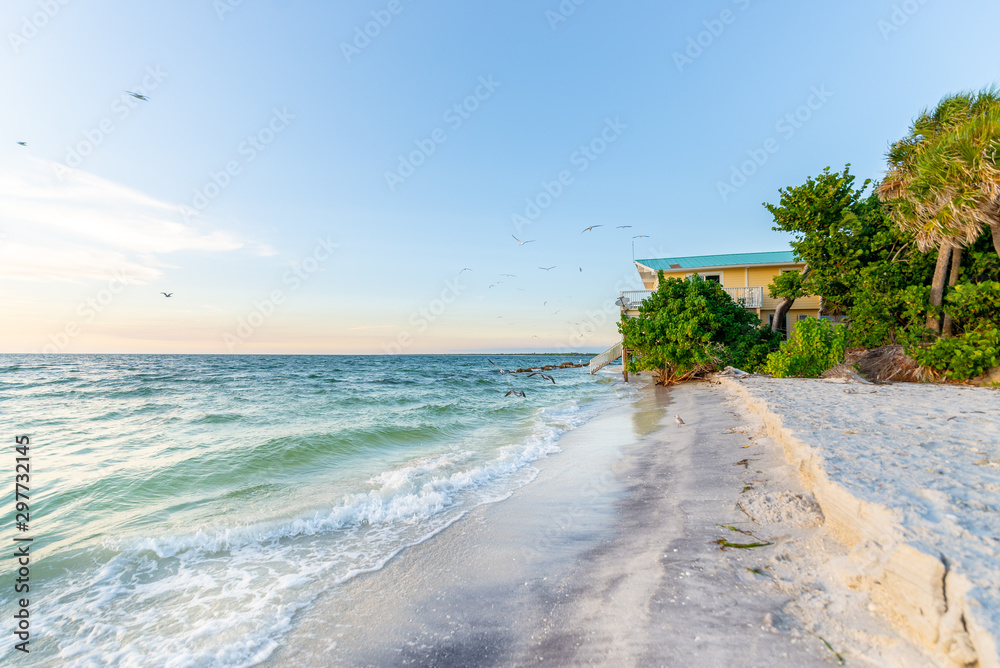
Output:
0,159,271,283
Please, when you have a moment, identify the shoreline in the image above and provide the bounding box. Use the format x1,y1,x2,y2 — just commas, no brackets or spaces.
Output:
265,374,949,666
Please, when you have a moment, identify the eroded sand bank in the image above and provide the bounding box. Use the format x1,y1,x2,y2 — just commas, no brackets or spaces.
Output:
266,378,940,666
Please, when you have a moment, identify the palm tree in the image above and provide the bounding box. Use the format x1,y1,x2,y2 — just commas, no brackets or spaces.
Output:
877,87,1000,333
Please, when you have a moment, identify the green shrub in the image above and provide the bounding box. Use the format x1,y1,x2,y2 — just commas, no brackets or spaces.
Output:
942,281,1000,331
903,281,1000,381
909,326,1000,381
620,273,776,384
764,318,848,378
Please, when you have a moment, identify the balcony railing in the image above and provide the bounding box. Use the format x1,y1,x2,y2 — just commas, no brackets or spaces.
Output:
619,286,764,311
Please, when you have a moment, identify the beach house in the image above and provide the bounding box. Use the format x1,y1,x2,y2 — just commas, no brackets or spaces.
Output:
621,251,822,334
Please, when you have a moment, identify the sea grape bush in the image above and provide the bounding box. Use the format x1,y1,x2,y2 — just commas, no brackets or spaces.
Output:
909,327,1000,381
907,281,1000,381
619,273,777,384
764,317,848,378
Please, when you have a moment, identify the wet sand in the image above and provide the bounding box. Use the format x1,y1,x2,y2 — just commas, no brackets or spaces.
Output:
266,377,935,667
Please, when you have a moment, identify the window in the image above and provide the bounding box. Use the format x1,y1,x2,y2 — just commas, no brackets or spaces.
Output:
797,314,809,321
688,272,722,285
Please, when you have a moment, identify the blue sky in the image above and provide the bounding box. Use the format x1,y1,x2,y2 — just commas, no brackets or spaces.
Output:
2,0,999,354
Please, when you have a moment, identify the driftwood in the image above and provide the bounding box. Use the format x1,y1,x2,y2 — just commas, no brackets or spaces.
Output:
843,345,932,383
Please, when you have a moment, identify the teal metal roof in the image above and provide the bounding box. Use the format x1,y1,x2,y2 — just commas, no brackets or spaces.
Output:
636,251,798,271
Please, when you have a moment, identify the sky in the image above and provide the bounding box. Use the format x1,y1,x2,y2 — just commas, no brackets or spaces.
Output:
2,0,999,354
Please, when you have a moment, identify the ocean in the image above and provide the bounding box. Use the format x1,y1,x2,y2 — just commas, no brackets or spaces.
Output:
0,354,633,667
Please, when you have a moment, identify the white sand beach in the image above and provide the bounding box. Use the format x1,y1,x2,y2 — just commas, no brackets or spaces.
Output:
262,373,1000,666
722,375,1000,667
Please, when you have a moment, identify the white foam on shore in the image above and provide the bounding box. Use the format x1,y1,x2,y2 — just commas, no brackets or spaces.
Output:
27,395,631,668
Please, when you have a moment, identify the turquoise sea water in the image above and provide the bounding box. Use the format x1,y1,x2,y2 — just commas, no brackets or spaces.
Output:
0,355,632,667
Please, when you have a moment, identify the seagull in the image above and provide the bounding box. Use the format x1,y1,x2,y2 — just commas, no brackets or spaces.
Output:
488,359,506,374
125,91,149,101
539,266,555,271
675,415,685,425
581,225,603,233
632,235,649,239
512,235,535,246
531,335,540,339
16,141,27,147
459,268,472,274
161,292,173,298
489,283,500,289
616,225,632,229
500,273,516,278
579,267,583,272
504,390,526,398
529,373,555,384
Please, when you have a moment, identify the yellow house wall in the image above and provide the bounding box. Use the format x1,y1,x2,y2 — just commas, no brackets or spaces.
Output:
649,263,821,310
637,262,824,338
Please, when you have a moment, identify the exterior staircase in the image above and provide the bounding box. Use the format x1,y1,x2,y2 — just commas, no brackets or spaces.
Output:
589,341,623,374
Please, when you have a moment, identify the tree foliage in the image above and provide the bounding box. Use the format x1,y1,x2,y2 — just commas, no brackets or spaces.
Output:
764,318,848,378
878,87,1000,257
619,273,778,384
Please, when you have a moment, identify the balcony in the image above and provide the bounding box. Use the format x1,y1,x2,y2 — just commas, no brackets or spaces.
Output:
618,286,764,311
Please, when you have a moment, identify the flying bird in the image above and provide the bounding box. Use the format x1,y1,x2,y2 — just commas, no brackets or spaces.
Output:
488,359,506,374
489,283,501,289
161,292,173,298
539,266,555,271
512,235,535,246
125,91,149,101
675,415,685,425
616,225,632,229
500,273,516,278
16,141,27,147
581,225,603,233
459,268,472,274
579,267,583,272
632,235,649,239
529,373,555,384
504,390,526,398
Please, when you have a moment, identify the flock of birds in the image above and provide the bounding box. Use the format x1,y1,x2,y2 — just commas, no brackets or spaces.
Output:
478,225,653,338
